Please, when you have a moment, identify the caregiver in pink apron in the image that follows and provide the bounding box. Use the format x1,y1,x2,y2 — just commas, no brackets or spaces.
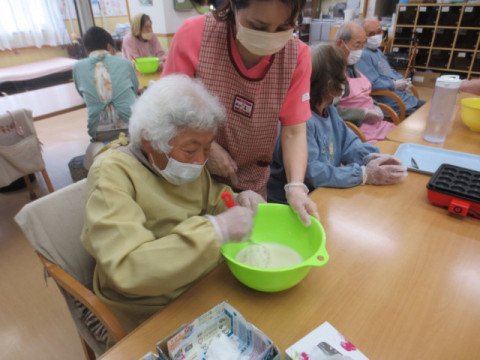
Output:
334,21,395,144
162,0,319,225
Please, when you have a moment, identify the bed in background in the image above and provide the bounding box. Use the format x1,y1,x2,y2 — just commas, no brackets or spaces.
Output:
0,57,77,95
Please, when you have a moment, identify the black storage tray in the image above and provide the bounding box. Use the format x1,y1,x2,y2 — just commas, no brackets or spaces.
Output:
427,164,480,205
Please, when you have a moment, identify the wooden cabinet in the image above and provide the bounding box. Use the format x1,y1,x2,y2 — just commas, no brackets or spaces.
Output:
393,3,480,79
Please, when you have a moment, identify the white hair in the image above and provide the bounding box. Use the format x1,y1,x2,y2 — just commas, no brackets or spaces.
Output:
129,74,225,154
335,21,362,42
361,16,380,27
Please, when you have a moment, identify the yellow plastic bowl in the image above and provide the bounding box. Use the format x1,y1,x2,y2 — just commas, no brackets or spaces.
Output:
134,57,159,74
221,203,329,292
461,98,480,132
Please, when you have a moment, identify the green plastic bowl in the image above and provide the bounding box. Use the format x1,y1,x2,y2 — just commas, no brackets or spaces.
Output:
134,57,159,74
221,203,328,292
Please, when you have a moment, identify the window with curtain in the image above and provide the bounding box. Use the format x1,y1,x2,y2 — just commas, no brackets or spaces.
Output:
0,0,70,51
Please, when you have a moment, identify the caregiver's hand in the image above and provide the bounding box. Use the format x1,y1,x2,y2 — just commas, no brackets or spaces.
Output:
235,190,265,215
284,183,320,227
207,142,239,187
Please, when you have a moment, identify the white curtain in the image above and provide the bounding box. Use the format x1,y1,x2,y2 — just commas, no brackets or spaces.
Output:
0,0,71,51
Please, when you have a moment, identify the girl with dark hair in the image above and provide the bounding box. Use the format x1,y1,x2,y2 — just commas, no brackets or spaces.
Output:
163,0,319,226
121,13,165,67
268,44,407,202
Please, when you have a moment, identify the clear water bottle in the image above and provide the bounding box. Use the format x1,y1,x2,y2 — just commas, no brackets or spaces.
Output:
423,75,462,143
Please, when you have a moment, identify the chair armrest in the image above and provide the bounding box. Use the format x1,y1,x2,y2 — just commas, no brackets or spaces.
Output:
345,121,367,143
37,252,128,342
370,90,406,121
409,85,420,99
377,103,400,125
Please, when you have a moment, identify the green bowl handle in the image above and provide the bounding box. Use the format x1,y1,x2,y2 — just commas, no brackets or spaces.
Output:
302,244,329,267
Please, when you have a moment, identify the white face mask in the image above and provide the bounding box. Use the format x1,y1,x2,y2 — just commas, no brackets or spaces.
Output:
236,21,293,56
149,153,204,185
347,49,362,65
141,32,153,41
332,84,345,105
366,34,383,50
343,40,363,65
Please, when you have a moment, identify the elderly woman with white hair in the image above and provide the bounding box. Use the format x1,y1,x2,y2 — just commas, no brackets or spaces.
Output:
81,74,264,336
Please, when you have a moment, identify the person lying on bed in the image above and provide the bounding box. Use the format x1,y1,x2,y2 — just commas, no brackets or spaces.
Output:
73,26,138,169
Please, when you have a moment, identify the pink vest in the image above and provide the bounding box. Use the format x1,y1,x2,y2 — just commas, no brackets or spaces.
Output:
196,13,298,197
339,70,375,110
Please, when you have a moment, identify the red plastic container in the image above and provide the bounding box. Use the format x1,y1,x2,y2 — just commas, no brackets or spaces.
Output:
426,164,480,219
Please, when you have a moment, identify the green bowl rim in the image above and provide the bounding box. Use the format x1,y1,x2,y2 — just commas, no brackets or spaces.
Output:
135,57,159,62
221,216,327,272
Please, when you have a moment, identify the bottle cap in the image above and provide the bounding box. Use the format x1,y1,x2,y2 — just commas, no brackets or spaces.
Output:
435,75,462,89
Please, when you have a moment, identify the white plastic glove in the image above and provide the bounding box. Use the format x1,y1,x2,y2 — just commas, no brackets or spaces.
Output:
362,152,383,164
207,206,254,245
207,142,239,187
405,77,413,91
362,154,407,185
394,78,409,91
235,190,266,215
363,105,384,124
284,183,320,227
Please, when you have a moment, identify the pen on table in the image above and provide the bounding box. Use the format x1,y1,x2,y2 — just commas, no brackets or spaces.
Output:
411,157,419,170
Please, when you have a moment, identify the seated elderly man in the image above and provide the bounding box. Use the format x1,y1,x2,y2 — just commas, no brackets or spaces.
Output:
80,74,264,337
334,21,395,144
356,17,426,117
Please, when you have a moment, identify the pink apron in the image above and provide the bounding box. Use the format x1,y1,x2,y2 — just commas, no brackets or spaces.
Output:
196,13,297,197
339,71,395,144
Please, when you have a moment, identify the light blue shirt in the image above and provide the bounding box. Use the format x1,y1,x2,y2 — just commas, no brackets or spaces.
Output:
356,48,419,115
73,54,138,141
268,105,379,203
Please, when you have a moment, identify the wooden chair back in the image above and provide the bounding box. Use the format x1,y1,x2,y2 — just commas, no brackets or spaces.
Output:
14,180,126,359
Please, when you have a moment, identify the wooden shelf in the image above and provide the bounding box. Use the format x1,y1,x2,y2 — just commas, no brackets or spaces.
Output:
393,3,480,79
415,66,469,73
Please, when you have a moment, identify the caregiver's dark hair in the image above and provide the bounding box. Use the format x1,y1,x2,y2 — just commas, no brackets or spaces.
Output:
310,44,348,110
214,0,306,28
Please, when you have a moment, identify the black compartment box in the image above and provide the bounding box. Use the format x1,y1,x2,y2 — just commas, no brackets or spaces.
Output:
427,164,480,219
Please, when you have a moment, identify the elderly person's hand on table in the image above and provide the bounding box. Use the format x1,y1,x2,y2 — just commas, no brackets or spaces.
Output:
362,154,407,185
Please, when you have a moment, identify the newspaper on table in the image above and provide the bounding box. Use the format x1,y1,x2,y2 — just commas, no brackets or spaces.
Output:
166,302,274,360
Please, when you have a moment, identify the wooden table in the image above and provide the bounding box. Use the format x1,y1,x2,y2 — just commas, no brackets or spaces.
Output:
0,82,85,120
99,141,480,360
386,92,480,155
136,71,161,93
